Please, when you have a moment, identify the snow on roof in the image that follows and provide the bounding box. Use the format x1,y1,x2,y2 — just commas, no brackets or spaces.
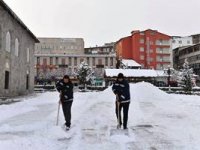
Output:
155,70,168,77
122,59,141,67
105,69,158,77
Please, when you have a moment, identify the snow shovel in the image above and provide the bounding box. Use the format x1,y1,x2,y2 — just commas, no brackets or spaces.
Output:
117,100,121,129
56,101,61,126
56,93,62,126
110,96,122,135
110,96,129,136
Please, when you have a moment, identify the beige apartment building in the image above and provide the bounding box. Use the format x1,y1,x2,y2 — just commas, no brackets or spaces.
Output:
35,38,84,55
34,39,116,83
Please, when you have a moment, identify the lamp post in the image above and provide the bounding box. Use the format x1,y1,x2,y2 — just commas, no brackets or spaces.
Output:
164,66,175,91
167,66,171,87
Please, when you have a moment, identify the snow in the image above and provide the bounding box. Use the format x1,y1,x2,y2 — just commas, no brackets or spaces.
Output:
121,59,141,67
1,82,200,149
105,69,158,77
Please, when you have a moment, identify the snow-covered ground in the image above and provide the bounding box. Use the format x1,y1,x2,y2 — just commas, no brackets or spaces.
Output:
1,82,200,150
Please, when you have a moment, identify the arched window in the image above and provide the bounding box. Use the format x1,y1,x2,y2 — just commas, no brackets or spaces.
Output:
15,39,19,56
15,38,19,56
6,32,11,52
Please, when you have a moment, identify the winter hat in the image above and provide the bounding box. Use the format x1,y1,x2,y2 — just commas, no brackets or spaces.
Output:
117,73,124,79
63,75,70,79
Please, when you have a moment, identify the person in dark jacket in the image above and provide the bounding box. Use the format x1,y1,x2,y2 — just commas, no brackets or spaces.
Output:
112,73,130,129
56,75,74,130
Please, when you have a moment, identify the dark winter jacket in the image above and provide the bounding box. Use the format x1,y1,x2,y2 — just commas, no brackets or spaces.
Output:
56,80,74,102
112,80,130,103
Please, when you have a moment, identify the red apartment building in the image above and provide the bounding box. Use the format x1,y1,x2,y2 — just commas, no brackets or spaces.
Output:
115,29,171,70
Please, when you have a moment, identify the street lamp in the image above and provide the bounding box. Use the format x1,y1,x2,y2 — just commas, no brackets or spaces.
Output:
167,67,171,87
164,66,175,89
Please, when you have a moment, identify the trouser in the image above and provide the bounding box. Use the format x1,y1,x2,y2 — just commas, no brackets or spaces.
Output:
62,101,73,127
115,101,130,128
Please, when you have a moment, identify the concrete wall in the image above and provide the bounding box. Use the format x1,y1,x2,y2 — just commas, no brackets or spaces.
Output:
0,5,36,97
170,36,193,67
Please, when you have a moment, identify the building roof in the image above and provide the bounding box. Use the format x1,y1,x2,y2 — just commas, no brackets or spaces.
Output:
115,29,171,45
121,59,141,67
105,69,158,78
174,43,199,52
0,0,39,43
35,53,116,57
132,29,171,38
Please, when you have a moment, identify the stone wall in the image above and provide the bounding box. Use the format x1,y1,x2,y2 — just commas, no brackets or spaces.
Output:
0,4,36,97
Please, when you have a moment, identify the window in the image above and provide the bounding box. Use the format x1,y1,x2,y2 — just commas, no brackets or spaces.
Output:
26,73,29,90
43,58,47,65
105,57,108,66
110,57,113,66
15,39,19,56
80,58,84,63
62,58,65,65
98,59,102,65
50,57,53,65
156,48,162,53
140,47,144,52
37,57,40,65
93,57,95,66
187,40,190,44
140,38,144,44
4,71,9,89
140,55,144,60
179,40,182,44
6,32,11,52
87,57,90,65
69,57,71,66
74,57,77,66
27,48,30,62
150,57,154,62
55,57,59,65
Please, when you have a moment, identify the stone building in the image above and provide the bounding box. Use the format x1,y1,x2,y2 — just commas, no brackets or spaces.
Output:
0,0,39,97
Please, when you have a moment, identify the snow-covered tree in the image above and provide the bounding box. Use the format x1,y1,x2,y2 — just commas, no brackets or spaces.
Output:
76,61,94,89
177,59,196,93
116,58,128,69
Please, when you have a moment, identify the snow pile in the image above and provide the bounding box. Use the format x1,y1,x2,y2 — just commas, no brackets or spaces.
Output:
1,82,200,149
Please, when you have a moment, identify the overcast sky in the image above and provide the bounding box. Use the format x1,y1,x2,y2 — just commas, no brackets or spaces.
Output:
4,0,200,47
